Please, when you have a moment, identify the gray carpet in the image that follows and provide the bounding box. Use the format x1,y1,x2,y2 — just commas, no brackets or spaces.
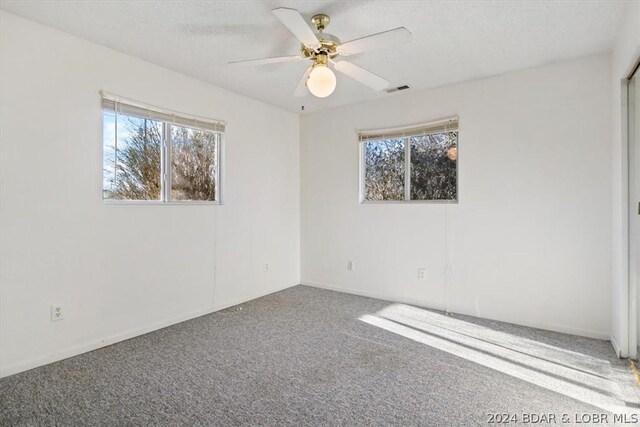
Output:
1,285,639,426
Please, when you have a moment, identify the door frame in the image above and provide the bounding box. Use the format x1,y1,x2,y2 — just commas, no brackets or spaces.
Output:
628,58,640,360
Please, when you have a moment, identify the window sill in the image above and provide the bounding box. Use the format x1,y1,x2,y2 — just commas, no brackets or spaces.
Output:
103,199,220,206
360,200,458,205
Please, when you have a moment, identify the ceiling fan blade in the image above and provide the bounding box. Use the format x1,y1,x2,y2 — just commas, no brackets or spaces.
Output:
272,8,320,48
228,55,303,66
294,66,313,97
337,27,411,56
333,61,390,91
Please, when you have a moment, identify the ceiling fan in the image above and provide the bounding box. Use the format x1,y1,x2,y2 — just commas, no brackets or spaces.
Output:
229,8,411,98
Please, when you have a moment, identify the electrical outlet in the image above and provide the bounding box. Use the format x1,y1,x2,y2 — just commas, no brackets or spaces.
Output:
418,268,426,280
264,263,270,272
347,260,354,271
51,304,64,322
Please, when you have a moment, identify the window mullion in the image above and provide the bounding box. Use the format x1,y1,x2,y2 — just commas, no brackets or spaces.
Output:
215,133,221,203
359,140,365,203
163,122,172,202
404,136,411,201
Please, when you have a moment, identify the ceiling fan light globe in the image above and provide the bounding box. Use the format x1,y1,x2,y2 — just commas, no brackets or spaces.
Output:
307,64,336,98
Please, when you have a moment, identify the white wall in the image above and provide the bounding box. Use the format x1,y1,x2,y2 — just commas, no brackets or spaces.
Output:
610,1,640,358
0,11,300,377
0,7,627,378
301,54,612,339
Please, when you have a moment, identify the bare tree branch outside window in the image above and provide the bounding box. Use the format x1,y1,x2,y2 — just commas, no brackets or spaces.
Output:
102,112,219,202
364,139,405,201
363,131,457,201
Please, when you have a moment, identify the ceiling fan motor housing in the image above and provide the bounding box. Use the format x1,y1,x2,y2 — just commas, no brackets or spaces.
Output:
301,32,340,60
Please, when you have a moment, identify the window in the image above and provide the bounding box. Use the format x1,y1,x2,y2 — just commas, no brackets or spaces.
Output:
360,118,458,202
102,95,225,203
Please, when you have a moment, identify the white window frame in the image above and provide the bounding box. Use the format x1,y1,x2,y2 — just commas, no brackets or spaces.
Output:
358,118,459,204
101,92,225,205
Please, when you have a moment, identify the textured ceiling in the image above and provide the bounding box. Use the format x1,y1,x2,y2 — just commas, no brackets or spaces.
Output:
0,0,629,114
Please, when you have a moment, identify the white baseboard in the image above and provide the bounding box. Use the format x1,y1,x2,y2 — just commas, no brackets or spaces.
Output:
213,282,298,312
303,281,610,341
611,334,623,358
0,283,298,378
303,280,441,312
